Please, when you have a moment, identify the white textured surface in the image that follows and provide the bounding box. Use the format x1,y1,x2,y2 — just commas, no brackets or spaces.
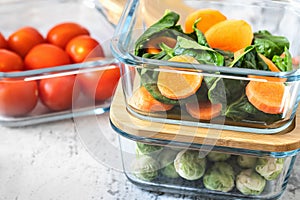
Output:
0,112,300,200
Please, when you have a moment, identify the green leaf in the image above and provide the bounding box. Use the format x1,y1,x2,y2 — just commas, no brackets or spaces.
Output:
230,45,269,71
134,10,181,56
272,47,293,72
173,36,224,66
253,30,290,59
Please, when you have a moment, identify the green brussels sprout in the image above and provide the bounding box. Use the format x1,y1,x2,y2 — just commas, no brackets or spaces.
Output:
207,152,231,162
136,142,163,156
203,162,235,192
255,157,284,180
158,149,179,178
174,150,206,180
236,169,266,195
237,155,257,168
132,155,160,181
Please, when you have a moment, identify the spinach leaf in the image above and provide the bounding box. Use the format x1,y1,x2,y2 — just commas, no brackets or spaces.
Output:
230,45,269,71
134,10,181,56
214,49,234,66
225,94,282,124
253,30,290,60
272,47,293,71
206,77,247,113
206,45,267,113
186,19,209,47
172,36,224,66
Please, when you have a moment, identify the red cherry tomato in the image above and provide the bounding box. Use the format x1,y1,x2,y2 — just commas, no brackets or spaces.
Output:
65,35,105,63
47,22,90,49
25,43,71,70
39,75,79,111
8,26,44,58
78,65,120,101
0,79,38,117
0,32,8,49
0,49,24,72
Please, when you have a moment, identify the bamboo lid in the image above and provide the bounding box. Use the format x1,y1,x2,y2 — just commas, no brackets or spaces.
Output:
110,83,300,153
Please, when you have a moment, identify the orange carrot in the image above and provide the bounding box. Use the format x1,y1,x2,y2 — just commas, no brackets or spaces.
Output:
245,81,288,114
157,55,203,100
185,9,227,34
205,19,253,52
185,101,222,120
129,86,174,112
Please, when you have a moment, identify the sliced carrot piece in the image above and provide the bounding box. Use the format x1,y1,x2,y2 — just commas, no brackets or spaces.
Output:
205,19,253,52
157,55,203,100
185,9,227,34
245,81,288,114
129,86,174,112
185,101,222,120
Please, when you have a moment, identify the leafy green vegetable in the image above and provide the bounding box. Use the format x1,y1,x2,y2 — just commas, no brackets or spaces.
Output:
133,155,160,181
253,30,290,60
174,150,206,180
225,94,282,123
255,157,284,180
206,45,272,116
236,169,266,195
272,47,293,72
230,45,269,71
171,36,224,66
203,162,235,192
134,10,181,56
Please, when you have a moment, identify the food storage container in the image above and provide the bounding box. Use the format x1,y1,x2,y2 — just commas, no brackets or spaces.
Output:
109,84,300,200
0,0,118,126
110,0,300,134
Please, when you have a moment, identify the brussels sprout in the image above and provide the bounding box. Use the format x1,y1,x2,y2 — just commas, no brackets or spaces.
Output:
158,149,179,178
237,155,257,168
132,155,160,181
136,142,163,156
207,152,231,162
174,150,206,180
255,157,284,180
203,162,235,192
236,169,266,195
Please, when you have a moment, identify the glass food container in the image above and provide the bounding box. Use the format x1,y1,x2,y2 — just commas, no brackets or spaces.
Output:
0,0,118,126
109,84,300,200
110,0,300,134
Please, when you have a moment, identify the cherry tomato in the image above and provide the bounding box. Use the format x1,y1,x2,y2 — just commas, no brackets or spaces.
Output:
8,26,44,58
47,22,90,49
39,75,79,111
0,32,8,49
65,35,105,63
25,43,71,70
0,79,38,117
0,49,24,72
77,65,120,101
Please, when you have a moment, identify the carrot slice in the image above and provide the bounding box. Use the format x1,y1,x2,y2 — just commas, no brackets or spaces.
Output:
245,81,288,114
157,55,203,100
129,86,174,112
185,9,227,34
185,101,222,120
